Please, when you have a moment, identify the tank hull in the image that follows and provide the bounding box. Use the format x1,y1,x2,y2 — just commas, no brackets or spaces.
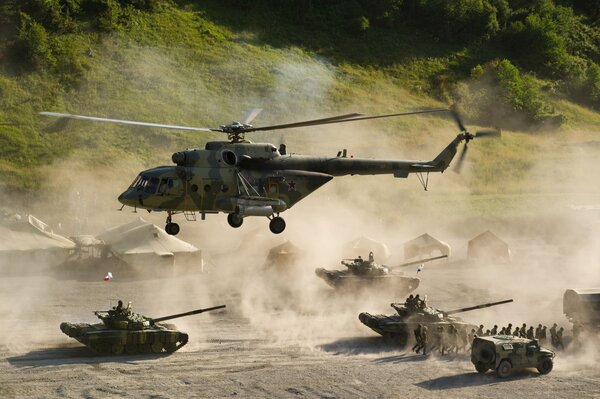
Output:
358,312,476,348
315,269,420,293
60,322,189,355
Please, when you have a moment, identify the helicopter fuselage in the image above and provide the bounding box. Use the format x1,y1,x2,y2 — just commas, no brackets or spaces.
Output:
117,136,463,234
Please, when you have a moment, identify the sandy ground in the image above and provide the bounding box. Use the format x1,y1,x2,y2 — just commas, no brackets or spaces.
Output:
1,234,599,399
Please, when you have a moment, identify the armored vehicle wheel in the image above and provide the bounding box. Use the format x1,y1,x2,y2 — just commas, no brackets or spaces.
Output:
537,358,553,374
165,222,180,235
139,344,152,354
111,344,124,355
151,342,163,353
269,217,286,234
496,360,512,378
475,362,489,374
227,213,243,228
95,343,111,355
164,342,177,353
125,343,138,355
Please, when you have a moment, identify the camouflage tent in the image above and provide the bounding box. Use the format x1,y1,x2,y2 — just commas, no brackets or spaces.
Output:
403,233,451,260
0,214,75,274
96,218,201,274
467,230,510,262
343,236,391,262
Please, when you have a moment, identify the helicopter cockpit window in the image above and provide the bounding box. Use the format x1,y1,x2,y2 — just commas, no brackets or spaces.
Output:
157,178,176,195
145,177,160,194
131,175,149,191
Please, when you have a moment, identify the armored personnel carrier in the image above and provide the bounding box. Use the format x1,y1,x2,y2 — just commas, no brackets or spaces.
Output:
358,297,512,347
471,335,554,377
60,301,226,355
315,253,446,293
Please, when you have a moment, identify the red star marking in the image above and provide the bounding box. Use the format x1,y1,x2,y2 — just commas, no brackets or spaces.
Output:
287,180,297,191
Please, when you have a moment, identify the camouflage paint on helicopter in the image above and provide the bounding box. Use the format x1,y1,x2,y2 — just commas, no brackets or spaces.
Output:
41,109,500,235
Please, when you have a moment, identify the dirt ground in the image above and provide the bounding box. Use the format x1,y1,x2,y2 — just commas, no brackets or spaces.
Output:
1,223,599,399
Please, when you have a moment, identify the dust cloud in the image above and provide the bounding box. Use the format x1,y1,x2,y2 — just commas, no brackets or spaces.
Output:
0,43,599,377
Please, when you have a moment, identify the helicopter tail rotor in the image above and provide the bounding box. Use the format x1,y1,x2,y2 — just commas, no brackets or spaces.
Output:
451,111,501,173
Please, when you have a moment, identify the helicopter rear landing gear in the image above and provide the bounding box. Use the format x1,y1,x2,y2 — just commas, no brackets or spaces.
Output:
227,213,243,228
165,213,180,235
269,216,286,234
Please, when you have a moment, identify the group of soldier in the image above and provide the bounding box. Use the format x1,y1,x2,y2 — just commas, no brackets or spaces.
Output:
411,322,568,356
404,294,427,311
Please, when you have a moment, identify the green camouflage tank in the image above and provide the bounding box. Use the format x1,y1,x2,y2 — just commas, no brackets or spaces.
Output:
314,253,446,293
60,301,226,355
359,297,512,347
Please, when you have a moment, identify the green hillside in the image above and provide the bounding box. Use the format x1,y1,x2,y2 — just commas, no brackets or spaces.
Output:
0,0,598,204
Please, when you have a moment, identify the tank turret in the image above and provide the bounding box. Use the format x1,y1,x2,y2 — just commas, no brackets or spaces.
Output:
359,297,512,347
60,302,226,355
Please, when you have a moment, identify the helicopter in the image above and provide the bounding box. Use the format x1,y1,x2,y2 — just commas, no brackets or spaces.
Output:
40,108,499,235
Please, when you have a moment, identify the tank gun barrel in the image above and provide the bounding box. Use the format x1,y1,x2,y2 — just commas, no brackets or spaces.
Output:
444,299,513,315
388,255,448,269
150,305,226,324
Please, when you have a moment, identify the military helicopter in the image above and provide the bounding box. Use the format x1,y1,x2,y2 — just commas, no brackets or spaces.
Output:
40,109,499,235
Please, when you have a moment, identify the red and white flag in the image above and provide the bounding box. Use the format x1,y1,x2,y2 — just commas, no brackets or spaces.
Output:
103,272,113,281
416,264,424,275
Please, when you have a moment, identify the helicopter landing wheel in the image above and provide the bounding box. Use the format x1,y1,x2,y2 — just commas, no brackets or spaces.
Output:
165,222,180,235
227,213,243,228
269,216,286,234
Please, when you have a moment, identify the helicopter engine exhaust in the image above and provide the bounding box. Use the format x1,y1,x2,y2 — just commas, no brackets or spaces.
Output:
235,205,274,217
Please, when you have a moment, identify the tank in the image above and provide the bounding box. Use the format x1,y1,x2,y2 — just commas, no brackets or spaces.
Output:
60,301,226,355
358,297,513,347
315,253,447,293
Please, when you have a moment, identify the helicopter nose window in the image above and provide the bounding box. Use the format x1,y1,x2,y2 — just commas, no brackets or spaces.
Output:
132,175,150,191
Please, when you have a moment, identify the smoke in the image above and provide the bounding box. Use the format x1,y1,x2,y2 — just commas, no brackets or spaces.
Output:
0,37,599,366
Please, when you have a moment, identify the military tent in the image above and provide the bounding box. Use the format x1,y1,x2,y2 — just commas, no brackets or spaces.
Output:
467,230,511,262
264,240,302,269
403,233,451,260
343,236,391,262
0,214,75,274
95,218,201,275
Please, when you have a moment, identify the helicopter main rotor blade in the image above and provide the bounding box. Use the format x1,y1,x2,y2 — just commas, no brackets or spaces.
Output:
475,129,501,138
247,109,448,132
39,112,215,132
242,108,263,125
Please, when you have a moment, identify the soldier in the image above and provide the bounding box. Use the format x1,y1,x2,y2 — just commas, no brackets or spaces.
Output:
414,295,421,311
550,323,558,347
405,294,415,308
467,328,476,350
476,324,484,336
490,325,498,336
368,251,374,263
115,300,123,312
413,324,423,354
555,327,564,350
430,325,444,355
513,326,520,337
527,326,535,340
505,323,513,335
520,323,527,338
420,325,429,355
499,327,506,335
540,325,548,344
484,329,491,336
535,324,542,340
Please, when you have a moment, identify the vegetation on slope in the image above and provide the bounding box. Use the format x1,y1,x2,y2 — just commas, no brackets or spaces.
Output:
0,0,598,198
